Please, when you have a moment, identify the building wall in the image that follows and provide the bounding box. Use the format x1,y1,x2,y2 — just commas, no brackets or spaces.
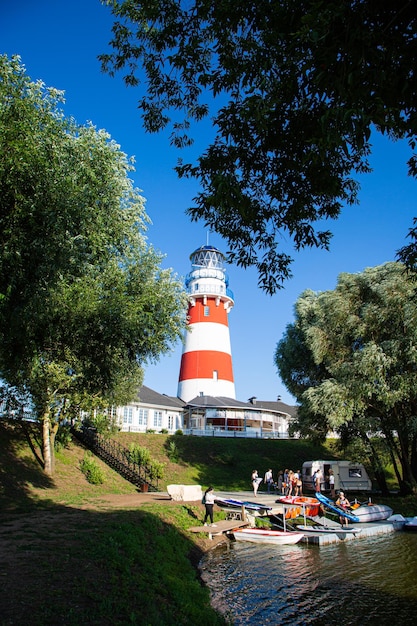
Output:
117,404,183,433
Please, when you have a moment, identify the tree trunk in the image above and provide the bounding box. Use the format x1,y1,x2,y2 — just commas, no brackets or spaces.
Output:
365,435,389,495
42,414,54,476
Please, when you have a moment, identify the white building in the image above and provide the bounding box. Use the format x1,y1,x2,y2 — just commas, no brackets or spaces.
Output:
117,387,296,438
116,386,184,433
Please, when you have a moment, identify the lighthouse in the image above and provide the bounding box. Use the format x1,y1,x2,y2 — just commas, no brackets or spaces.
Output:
177,245,236,402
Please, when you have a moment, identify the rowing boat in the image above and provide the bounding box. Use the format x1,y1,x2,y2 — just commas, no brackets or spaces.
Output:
232,527,304,545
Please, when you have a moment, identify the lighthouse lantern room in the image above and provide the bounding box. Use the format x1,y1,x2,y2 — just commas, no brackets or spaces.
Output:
177,245,236,402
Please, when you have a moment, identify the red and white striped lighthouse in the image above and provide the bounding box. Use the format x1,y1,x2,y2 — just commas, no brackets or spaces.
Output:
177,245,235,402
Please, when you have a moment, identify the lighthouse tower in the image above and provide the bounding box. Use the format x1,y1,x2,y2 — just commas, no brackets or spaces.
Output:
177,245,235,402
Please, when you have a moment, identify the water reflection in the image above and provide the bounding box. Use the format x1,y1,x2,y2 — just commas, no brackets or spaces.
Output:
200,534,417,625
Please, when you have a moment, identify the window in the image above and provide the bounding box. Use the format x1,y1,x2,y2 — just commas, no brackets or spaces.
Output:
123,407,133,424
138,409,148,426
168,415,174,430
204,306,210,317
153,411,162,428
349,468,362,478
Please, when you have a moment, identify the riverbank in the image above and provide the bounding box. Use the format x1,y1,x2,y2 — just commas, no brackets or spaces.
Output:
0,493,230,625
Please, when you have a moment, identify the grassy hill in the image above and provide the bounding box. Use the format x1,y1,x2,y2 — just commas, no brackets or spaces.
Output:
115,430,337,491
1,421,337,510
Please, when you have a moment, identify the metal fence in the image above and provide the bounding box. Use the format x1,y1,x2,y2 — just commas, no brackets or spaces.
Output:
72,426,159,491
183,428,292,439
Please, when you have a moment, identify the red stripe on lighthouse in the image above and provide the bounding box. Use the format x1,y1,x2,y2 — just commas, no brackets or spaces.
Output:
187,299,229,325
179,350,234,382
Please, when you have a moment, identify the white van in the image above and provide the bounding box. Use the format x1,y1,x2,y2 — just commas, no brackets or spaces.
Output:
302,460,372,493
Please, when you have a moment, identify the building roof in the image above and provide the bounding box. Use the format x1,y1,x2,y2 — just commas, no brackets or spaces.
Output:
250,399,298,418
185,395,249,409
134,386,297,418
184,395,297,417
136,385,185,409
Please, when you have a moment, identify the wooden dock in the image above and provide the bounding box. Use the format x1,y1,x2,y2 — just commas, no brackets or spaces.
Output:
188,519,249,539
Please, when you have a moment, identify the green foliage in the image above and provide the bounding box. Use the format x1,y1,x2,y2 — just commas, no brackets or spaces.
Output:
54,424,72,451
166,439,180,462
0,54,187,475
276,262,417,494
80,452,105,485
147,458,165,481
129,443,165,481
83,412,119,436
101,0,417,292
128,443,151,467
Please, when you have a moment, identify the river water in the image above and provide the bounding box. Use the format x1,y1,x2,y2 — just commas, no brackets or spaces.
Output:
200,532,417,625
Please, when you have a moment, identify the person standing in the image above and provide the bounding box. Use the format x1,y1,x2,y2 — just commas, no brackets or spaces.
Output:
329,470,335,498
251,469,260,497
294,470,302,496
264,468,273,493
277,470,284,494
283,469,290,495
203,486,217,526
314,469,322,493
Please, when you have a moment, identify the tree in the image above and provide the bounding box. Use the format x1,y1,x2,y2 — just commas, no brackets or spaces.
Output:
275,262,417,494
100,0,417,293
0,55,187,475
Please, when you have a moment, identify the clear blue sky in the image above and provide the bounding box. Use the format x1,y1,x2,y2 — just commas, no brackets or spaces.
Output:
2,1,416,405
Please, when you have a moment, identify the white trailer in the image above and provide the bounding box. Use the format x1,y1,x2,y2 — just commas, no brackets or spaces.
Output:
302,460,372,493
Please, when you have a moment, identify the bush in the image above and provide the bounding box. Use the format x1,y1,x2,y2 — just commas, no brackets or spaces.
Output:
148,459,165,481
167,440,179,462
54,424,72,451
129,443,151,467
83,412,119,436
80,452,105,485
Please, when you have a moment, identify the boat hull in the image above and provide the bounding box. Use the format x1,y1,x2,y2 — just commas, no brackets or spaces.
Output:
215,497,272,513
351,504,393,522
232,528,304,545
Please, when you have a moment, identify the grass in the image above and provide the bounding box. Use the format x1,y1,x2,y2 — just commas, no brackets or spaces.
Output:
1,419,417,625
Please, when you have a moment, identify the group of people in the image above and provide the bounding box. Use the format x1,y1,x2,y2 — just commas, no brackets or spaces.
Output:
312,469,335,497
250,468,303,497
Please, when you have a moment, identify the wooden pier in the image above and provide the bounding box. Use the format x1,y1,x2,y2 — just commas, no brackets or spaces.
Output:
188,519,249,540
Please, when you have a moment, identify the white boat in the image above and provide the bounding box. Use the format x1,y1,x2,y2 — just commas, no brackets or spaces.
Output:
232,527,304,545
350,503,393,522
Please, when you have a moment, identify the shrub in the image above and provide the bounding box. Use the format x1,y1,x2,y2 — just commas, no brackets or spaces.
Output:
80,452,105,485
129,443,151,467
54,424,72,451
167,440,179,462
148,459,165,481
83,412,119,436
